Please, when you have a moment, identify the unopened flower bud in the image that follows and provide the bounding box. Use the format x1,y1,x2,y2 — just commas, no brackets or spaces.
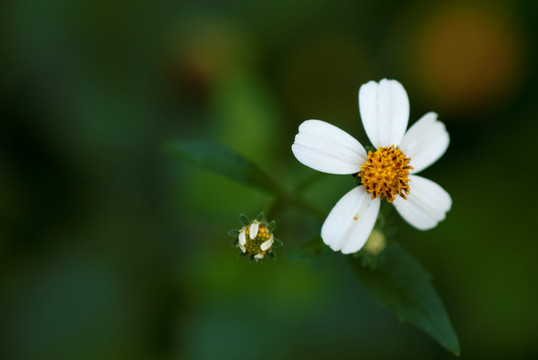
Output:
228,213,280,262
239,220,274,260
363,229,386,255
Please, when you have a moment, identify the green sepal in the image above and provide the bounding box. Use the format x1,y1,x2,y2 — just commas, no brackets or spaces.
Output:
268,251,276,260
256,212,265,222
231,238,239,247
273,237,283,248
237,252,248,258
239,214,250,226
267,220,276,232
227,229,240,238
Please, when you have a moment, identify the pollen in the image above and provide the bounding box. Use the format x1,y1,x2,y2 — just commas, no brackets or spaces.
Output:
359,145,413,203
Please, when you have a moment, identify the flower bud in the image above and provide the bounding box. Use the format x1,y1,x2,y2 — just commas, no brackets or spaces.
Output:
363,229,386,255
228,213,280,262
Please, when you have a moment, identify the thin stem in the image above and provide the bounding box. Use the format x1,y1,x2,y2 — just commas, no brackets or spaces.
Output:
286,193,327,222
264,197,285,220
264,192,326,223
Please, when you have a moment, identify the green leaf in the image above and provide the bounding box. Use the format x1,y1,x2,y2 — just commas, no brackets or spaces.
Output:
350,244,460,356
165,141,283,195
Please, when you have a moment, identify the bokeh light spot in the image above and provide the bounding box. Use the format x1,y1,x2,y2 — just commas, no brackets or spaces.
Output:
414,4,526,115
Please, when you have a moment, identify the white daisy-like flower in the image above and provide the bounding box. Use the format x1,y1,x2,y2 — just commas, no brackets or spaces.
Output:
292,79,452,254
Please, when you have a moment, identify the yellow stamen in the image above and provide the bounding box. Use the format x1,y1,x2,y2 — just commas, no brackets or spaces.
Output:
359,145,413,203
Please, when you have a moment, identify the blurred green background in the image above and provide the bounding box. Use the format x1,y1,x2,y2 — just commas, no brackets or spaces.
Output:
1,1,537,359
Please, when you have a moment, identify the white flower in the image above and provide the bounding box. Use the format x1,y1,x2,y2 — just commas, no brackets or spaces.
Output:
292,79,452,254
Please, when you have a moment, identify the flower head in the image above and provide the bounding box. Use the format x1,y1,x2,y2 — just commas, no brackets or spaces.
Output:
228,213,280,262
292,79,452,254
238,220,274,261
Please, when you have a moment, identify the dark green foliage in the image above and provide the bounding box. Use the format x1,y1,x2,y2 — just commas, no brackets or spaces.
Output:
351,244,460,356
165,141,283,195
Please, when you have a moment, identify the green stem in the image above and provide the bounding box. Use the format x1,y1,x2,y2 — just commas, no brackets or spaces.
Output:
264,192,326,223
286,193,327,221
264,197,285,220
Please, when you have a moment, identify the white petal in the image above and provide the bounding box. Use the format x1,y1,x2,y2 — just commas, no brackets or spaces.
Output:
249,222,259,239
292,120,367,174
321,186,381,254
393,175,452,230
238,229,247,246
359,79,410,148
399,112,449,174
254,254,264,260
239,244,246,252
260,239,272,251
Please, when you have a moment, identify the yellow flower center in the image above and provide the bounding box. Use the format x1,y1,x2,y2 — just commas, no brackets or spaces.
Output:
244,225,272,256
359,145,413,203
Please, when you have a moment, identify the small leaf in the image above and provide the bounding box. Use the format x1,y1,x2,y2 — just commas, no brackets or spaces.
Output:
165,141,283,195
350,244,460,356
227,229,240,238
239,214,250,226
